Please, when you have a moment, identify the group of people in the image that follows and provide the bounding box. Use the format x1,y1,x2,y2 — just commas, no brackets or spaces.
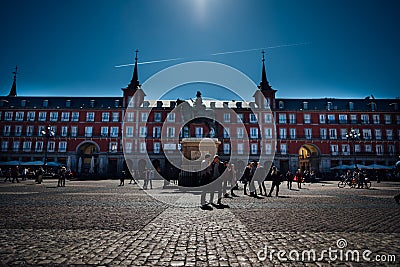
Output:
119,168,154,188
1,165,70,186
339,168,371,188
198,155,308,210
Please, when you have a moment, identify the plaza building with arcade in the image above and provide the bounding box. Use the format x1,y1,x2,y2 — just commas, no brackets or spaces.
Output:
0,54,399,178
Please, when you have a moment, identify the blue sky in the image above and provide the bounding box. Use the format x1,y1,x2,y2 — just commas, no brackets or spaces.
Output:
0,0,399,100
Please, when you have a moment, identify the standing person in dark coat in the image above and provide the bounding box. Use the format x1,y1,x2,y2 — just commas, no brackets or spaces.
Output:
241,163,252,195
286,170,294,190
209,155,227,207
248,162,257,197
255,162,267,196
11,166,20,183
268,166,281,197
200,154,213,210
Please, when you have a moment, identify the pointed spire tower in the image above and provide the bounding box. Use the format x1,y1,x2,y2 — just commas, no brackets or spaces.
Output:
7,66,18,97
254,51,277,109
122,49,146,107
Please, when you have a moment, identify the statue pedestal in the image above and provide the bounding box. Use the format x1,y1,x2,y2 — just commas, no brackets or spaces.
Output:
179,138,221,187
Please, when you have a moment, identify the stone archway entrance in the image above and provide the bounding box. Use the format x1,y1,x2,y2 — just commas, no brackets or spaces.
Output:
298,144,320,172
76,141,100,175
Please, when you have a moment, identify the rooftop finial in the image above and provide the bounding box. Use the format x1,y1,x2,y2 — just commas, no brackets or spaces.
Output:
126,49,140,90
135,49,139,62
262,50,265,63
7,65,18,97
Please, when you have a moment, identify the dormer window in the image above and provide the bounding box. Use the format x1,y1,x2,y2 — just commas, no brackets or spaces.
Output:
43,100,48,107
370,102,376,111
303,101,308,110
348,101,354,111
114,100,120,108
21,100,26,107
90,100,95,108
327,102,333,110
279,101,284,109
66,100,71,108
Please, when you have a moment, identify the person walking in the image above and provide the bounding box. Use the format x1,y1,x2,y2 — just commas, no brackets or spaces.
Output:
295,169,303,189
286,170,294,190
248,162,257,197
11,166,20,183
255,162,267,196
268,166,282,197
223,161,231,198
36,167,44,184
241,163,252,195
209,155,227,208
4,168,12,182
200,154,213,210
230,164,238,197
58,166,66,187
129,169,137,184
119,169,126,186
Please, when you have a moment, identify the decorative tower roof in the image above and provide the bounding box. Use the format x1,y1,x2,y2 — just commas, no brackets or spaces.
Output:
126,49,140,90
258,50,275,92
7,66,18,97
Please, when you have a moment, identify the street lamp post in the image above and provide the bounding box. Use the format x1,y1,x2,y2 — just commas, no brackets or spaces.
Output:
41,125,55,168
345,128,361,168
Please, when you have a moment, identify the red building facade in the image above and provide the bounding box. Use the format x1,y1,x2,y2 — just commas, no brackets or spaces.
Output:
1,56,399,177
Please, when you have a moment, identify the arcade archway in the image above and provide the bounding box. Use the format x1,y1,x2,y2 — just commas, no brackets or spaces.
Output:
76,141,100,174
298,144,320,172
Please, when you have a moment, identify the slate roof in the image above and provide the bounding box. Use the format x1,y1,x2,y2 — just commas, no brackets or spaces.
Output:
0,96,124,109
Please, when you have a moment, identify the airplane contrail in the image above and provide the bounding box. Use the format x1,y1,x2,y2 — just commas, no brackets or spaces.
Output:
114,57,184,68
114,42,311,68
210,42,311,56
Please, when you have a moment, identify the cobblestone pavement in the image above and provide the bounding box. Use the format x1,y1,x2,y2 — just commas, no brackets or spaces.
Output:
0,179,399,266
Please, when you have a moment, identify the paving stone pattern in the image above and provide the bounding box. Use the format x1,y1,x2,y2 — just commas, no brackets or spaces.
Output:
0,179,399,266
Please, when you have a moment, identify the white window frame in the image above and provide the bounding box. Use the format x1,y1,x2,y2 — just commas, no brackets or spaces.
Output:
167,127,175,138
58,141,67,152
71,112,79,122
26,126,34,137
27,111,35,121
250,127,258,139
35,141,43,152
101,127,108,137
167,113,175,122
61,112,70,122
249,114,257,123
280,143,287,155
110,127,119,138
223,113,231,123
102,112,110,122
278,113,286,124
279,128,287,139
290,128,296,139
71,126,78,137
304,114,311,124
38,112,47,121
86,112,94,122
251,143,258,155
140,112,148,122
112,112,119,122
23,141,32,152
139,126,147,137
153,142,161,154
153,126,161,138
305,128,312,140
223,143,230,154
15,111,24,121
126,126,134,137
85,126,93,137
237,128,244,139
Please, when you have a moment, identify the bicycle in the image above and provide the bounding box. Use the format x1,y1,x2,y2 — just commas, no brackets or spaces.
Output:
338,176,357,188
